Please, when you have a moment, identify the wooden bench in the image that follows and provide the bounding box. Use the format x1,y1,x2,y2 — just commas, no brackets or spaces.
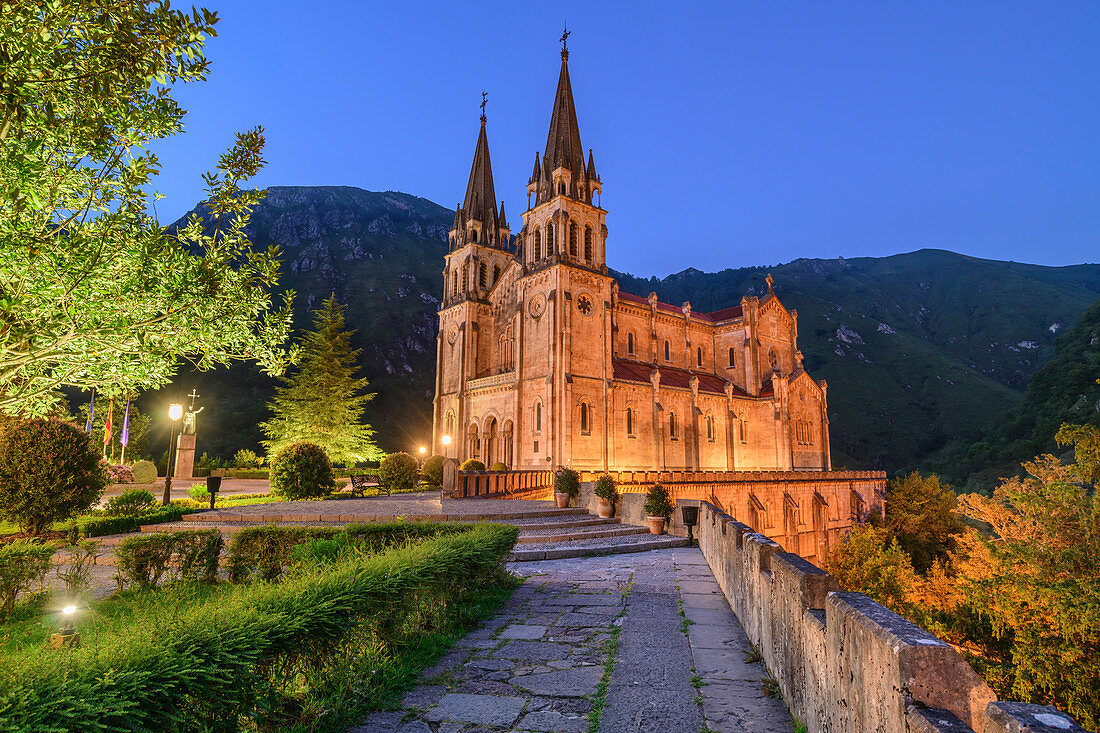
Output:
350,473,386,497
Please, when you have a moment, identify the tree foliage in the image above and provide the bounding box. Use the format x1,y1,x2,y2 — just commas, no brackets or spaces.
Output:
884,471,965,573
260,295,380,465
0,1,294,416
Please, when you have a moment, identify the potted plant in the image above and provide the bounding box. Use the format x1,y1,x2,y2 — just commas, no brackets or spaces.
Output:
554,468,580,508
593,473,617,518
644,483,674,535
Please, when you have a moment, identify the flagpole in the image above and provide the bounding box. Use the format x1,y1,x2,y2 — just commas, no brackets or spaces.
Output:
120,397,131,465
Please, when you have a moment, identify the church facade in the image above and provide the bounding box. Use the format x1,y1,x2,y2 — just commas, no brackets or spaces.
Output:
432,46,832,474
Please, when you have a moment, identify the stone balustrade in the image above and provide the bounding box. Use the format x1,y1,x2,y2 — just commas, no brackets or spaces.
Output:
452,469,554,500
696,500,1090,733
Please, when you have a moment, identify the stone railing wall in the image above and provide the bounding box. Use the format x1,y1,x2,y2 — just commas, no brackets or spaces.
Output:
696,501,1090,733
449,469,554,500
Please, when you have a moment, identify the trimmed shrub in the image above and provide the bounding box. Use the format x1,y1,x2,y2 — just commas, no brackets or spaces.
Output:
76,506,192,538
225,521,471,583
459,459,486,472
187,483,210,502
104,488,157,517
554,467,581,497
379,452,418,494
0,540,55,619
56,540,100,598
232,469,269,479
269,442,336,500
114,529,223,590
422,455,445,485
233,449,264,469
0,524,519,731
644,483,674,518
0,418,108,534
490,462,507,471
131,460,158,484
594,473,617,501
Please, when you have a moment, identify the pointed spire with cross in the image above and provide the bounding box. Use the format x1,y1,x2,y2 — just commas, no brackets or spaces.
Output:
480,91,487,124
765,273,775,294
561,23,571,60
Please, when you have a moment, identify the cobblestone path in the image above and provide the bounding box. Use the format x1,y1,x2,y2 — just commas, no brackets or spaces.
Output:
350,547,792,733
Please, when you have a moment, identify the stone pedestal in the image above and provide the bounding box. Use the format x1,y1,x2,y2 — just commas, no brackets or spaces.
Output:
174,433,196,479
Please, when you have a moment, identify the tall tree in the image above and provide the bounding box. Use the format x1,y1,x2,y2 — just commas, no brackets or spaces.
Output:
884,471,966,573
0,1,295,416
260,295,381,465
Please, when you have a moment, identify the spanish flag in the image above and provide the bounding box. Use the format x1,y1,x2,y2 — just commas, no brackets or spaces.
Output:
103,399,113,457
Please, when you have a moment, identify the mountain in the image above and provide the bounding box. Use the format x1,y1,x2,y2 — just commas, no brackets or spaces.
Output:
141,186,1100,486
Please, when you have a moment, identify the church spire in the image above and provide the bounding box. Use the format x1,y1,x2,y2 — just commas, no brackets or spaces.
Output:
449,98,509,250
540,38,585,201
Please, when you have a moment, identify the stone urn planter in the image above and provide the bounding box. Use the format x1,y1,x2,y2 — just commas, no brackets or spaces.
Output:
555,492,571,509
647,515,667,535
597,497,614,518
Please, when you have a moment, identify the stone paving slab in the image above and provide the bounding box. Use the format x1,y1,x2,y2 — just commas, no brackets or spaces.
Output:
348,548,794,733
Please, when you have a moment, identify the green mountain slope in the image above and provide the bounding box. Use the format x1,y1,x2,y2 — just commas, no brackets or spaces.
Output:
136,186,1100,484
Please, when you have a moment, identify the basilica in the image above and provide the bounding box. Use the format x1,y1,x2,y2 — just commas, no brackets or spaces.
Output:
431,43,832,473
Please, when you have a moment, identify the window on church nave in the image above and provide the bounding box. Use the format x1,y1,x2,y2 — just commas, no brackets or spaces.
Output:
706,414,715,441
739,417,747,443
579,401,590,434
535,401,542,432
627,331,635,355
626,408,635,436
728,347,736,368
669,412,678,440
664,340,671,362
697,347,703,368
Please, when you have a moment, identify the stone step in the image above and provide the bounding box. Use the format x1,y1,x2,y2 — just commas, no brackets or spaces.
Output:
514,525,648,544
507,534,689,561
148,513,619,535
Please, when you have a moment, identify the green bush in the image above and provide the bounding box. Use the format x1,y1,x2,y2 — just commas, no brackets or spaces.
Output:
0,524,518,731
554,467,581,497
114,529,223,590
0,540,55,619
233,449,264,469
187,483,209,502
594,473,617,501
422,455,445,485
232,469,269,479
459,459,486,472
269,442,336,500
225,521,472,583
644,483,674,518
490,462,508,471
104,488,157,517
131,460,158,484
0,418,109,534
76,506,192,538
379,452,419,494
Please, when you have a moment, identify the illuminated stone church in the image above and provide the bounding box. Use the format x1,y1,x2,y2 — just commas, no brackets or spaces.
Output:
431,43,832,473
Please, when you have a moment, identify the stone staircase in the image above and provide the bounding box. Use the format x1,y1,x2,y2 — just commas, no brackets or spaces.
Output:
91,505,687,561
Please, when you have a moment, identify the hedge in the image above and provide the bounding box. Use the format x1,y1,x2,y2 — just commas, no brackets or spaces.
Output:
225,521,471,582
0,523,518,732
74,506,194,538
115,530,223,590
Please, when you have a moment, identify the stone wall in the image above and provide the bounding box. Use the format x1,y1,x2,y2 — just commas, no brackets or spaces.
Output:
578,469,886,564
696,501,1090,733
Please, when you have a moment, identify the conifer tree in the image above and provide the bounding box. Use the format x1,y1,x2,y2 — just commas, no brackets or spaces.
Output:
260,296,381,465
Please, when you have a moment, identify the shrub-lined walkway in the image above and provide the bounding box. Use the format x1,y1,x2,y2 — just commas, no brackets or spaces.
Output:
351,547,792,733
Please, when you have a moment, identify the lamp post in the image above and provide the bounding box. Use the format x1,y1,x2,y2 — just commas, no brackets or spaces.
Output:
162,403,183,506
418,445,427,471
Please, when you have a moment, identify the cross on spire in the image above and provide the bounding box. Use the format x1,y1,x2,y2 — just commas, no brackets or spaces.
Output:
480,91,487,123
765,273,775,293
560,23,570,59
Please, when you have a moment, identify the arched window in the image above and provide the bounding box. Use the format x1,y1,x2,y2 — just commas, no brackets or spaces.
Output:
461,264,468,290
627,332,635,355
579,402,590,433
664,340,671,362
669,412,678,439
452,270,458,297
445,412,454,436
471,228,478,243
739,418,747,443
626,408,634,436
535,402,542,432
479,262,487,288
547,222,555,253
697,347,703,367
493,265,501,285
706,414,715,441
728,347,736,368
533,229,541,260
569,220,577,257
584,226,592,262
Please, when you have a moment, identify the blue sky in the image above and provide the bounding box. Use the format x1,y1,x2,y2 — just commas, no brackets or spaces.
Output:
152,1,1100,276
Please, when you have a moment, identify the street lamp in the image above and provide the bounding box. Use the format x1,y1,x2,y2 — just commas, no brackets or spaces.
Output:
441,434,451,451
162,403,183,506
418,446,427,455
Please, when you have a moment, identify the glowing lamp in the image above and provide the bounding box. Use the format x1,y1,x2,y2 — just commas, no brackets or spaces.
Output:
62,605,76,617
168,403,183,421
441,435,451,446
418,446,426,455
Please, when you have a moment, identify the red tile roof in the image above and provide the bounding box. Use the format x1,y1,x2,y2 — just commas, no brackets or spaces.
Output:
617,291,743,324
611,359,749,397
